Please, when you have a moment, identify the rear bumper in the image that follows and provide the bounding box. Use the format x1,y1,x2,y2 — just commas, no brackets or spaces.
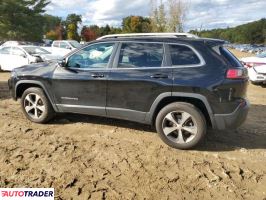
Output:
213,99,250,130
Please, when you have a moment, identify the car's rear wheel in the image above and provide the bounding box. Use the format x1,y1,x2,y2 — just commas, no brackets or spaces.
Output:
21,87,55,123
155,102,206,150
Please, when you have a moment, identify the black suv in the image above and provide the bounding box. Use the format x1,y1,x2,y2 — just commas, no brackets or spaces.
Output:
8,34,249,149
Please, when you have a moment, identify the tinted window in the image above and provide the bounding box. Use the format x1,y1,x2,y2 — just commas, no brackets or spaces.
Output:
220,47,243,68
0,47,12,54
67,43,114,69
118,43,163,68
169,45,200,65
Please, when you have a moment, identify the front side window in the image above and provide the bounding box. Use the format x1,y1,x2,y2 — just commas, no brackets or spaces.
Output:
169,45,201,66
67,43,115,69
12,47,26,57
118,43,164,68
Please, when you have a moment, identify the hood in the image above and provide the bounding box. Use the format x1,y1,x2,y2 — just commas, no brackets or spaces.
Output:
13,61,58,76
254,65,266,74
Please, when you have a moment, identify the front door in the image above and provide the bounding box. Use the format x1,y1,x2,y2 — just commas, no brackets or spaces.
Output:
52,42,116,116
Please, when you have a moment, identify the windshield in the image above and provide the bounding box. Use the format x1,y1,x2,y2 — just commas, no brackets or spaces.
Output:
22,47,50,55
69,41,81,48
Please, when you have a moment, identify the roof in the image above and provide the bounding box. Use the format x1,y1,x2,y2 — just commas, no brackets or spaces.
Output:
95,36,225,46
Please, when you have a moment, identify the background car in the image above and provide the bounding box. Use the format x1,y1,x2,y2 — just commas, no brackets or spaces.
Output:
241,52,266,85
0,45,60,71
43,40,81,57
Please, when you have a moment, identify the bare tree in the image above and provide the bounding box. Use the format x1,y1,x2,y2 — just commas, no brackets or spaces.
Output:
150,0,188,33
150,0,167,32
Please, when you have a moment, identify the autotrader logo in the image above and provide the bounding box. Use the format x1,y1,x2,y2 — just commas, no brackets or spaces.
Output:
0,188,54,200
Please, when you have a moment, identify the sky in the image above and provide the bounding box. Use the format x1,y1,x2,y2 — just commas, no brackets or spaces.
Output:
46,0,266,31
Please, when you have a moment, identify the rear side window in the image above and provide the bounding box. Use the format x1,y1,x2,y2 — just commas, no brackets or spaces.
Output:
219,47,243,68
118,43,164,68
169,45,201,66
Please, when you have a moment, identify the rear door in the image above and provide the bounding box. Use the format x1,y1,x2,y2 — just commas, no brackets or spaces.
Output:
106,42,173,122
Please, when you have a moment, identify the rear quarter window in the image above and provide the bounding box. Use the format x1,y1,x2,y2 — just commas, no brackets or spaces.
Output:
169,44,201,66
218,47,243,68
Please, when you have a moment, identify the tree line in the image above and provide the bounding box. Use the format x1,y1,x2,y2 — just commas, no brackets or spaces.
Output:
1,0,265,44
190,19,266,44
0,0,187,42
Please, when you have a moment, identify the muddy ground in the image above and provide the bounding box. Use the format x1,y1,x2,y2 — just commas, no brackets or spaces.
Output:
0,51,266,199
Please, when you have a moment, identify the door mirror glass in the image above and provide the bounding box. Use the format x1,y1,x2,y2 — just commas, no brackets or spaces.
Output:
58,59,66,67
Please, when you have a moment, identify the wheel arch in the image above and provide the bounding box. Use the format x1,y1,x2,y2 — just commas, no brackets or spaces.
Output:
146,92,214,128
15,80,58,112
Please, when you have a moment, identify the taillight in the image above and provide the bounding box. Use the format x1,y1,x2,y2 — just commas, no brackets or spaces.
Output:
226,69,248,79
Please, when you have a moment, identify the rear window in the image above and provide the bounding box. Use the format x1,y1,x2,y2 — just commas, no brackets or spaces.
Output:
219,47,243,68
169,45,201,66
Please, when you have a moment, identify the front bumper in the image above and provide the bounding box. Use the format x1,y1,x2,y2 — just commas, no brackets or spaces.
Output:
213,99,250,130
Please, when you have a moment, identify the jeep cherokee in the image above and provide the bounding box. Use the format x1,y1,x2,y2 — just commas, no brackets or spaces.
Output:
8,33,249,149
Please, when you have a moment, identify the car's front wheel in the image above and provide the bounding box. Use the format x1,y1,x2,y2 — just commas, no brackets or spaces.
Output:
21,87,55,123
155,102,206,150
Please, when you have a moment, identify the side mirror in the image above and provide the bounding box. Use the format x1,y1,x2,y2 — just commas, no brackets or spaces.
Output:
58,59,66,67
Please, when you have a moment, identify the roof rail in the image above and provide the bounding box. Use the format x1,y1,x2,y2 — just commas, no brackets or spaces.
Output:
97,33,199,40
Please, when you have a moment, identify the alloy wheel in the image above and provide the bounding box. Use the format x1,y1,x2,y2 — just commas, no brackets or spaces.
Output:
24,93,46,119
162,111,198,144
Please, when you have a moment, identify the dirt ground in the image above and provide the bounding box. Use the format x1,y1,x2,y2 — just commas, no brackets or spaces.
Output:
0,51,266,200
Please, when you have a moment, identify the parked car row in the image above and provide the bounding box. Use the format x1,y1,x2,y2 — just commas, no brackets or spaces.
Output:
227,43,266,55
0,40,81,71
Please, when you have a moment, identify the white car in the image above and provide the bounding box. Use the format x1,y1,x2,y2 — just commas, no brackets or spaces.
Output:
241,52,266,85
47,40,81,57
0,45,60,71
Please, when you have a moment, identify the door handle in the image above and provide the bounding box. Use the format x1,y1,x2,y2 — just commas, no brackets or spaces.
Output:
150,74,169,79
91,74,105,78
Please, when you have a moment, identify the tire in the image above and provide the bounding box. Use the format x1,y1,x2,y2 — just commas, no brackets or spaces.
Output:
155,102,206,150
21,87,55,123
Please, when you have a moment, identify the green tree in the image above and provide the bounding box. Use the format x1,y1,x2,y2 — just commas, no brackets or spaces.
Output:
65,14,82,41
0,0,50,41
122,16,152,33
